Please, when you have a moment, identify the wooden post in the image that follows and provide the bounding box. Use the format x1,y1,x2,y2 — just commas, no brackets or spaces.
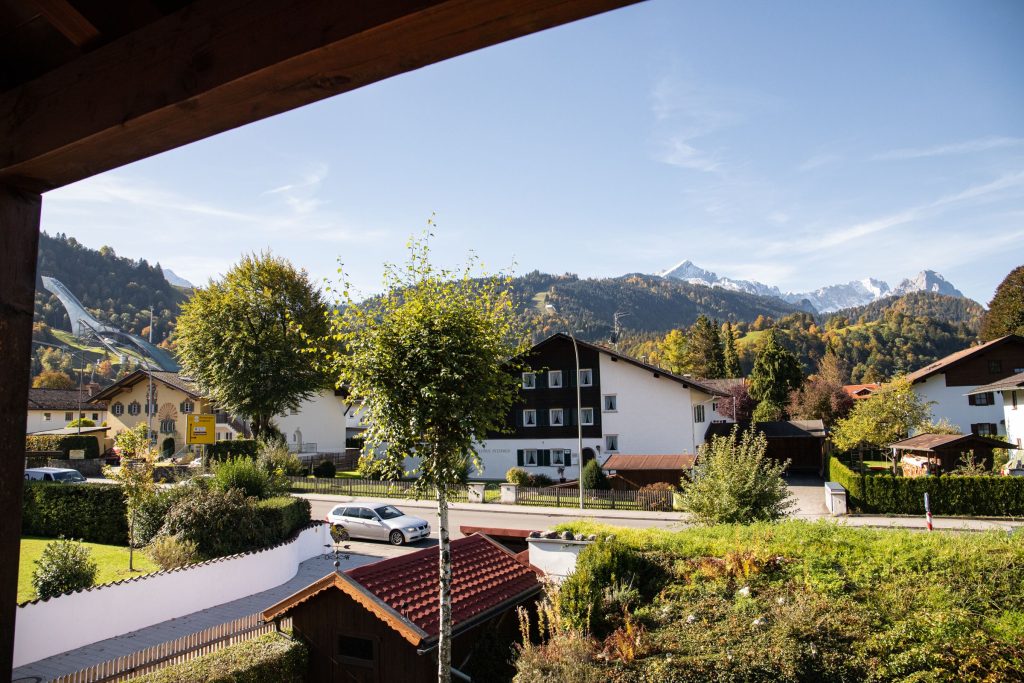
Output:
0,183,42,678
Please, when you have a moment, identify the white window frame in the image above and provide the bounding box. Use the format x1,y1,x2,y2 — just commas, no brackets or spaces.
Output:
524,449,538,467
579,368,593,387
603,394,617,412
605,434,619,452
580,407,594,426
548,370,563,388
128,401,140,416
523,409,537,427
112,402,124,416
551,449,567,466
522,372,536,390
694,405,706,423
180,400,194,414
549,408,564,426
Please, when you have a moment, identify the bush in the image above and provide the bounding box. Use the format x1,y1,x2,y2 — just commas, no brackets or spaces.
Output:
22,482,128,545
581,460,609,490
26,433,100,459
829,456,1024,515
255,497,312,541
505,467,530,486
66,417,95,428
145,535,200,570
529,473,554,488
31,538,98,599
130,632,307,683
134,482,201,547
313,460,337,479
212,457,281,499
158,487,267,558
639,482,676,511
355,453,388,479
257,441,305,476
679,426,795,524
206,439,259,461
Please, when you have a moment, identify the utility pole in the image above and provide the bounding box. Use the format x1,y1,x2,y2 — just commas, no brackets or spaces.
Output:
146,309,154,448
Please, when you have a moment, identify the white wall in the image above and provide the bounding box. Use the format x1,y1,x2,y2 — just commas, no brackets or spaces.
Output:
1004,389,1024,450
527,537,592,583
912,374,1005,436
473,438,602,481
274,391,364,453
14,524,329,668
27,408,106,434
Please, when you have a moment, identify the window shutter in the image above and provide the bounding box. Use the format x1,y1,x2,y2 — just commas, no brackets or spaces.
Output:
968,395,975,406
987,392,995,404
517,450,524,467
541,450,550,466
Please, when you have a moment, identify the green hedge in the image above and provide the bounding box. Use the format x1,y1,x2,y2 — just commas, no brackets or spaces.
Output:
255,497,312,542
128,632,306,683
828,456,1024,516
22,482,127,545
207,439,259,461
26,434,100,459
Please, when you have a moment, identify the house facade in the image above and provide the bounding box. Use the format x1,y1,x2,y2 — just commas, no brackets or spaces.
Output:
472,334,731,481
273,388,366,454
27,388,105,434
907,335,1024,438
967,371,1024,450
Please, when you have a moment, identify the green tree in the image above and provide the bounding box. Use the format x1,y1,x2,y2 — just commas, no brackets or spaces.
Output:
315,231,527,683
679,425,794,524
174,252,330,438
103,449,156,571
722,321,742,378
32,370,75,389
684,315,725,378
980,265,1024,340
748,329,803,416
115,423,151,456
831,376,933,470
581,459,609,490
786,353,854,426
658,329,688,375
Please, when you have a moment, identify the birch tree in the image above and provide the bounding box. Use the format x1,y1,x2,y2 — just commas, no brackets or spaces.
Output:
312,229,526,682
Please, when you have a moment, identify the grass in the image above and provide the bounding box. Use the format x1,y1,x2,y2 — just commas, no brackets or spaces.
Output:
19,536,159,603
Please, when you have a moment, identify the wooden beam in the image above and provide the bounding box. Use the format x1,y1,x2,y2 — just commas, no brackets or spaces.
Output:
0,184,42,678
0,0,642,192
31,0,101,48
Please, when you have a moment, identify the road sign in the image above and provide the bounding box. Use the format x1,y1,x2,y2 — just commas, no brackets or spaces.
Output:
186,414,216,445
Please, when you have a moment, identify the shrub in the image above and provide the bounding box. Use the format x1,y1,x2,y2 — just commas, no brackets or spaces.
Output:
159,487,267,558
134,482,201,547
26,433,100,459
255,497,312,541
679,426,795,524
313,460,337,479
355,453,387,479
145,535,200,570
130,632,307,683
66,417,95,428
529,473,554,488
31,538,98,599
115,424,152,457
206,439,259,461
505,467,530,486
639,482,676,511
581,460,609,490
22,482,128,545
212,457,280,499
257,440,305,476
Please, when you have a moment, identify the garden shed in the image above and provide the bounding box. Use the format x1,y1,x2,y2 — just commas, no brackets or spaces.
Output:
704,420,827,474
262,533,541,683
889,433,1013,474
601,453,694,488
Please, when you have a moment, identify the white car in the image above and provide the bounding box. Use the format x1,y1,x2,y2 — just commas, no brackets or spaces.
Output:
325,504,430,546
25,467,87,483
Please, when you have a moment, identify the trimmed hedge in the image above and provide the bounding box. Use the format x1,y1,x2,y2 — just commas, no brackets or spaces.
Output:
22,482,128,545
255,497,312,542
129,632,307,683
26,434,100,459
829,456,1024,516
207,439,259,461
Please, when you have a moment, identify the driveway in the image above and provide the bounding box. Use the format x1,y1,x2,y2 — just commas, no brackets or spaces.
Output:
784,473,828,519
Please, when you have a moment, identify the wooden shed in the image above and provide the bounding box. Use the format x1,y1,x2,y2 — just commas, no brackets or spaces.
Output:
705,420,827,474
262,534,540,683
601,454,695,488
889,433,1014,474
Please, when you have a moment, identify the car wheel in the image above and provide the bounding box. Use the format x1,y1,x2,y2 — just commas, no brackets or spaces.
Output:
389,530,405,546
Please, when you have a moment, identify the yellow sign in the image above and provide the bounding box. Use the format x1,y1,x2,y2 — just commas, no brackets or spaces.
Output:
186,414,216,445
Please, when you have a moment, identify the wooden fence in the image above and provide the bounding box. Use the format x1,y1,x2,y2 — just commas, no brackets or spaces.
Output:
286,476,469,502
516,485,674,511
54,613,290,683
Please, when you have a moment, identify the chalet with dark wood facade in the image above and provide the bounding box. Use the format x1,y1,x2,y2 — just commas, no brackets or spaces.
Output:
262,534,540,683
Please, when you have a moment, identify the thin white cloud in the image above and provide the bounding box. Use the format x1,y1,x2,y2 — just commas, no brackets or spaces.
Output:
872,136,1024,161
660,137,723,173
798,153,842,172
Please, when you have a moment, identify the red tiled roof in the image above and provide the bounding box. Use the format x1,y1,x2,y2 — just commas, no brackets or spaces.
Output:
346,534,538,641
842,383,880,399
602,454,695,470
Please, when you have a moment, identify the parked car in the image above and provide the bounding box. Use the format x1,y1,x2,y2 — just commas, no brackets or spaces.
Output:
25,467,87,483
325,504,430,545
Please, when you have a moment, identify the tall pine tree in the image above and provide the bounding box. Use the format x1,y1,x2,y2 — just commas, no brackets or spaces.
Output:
723,321,742,378
749,328,803,420
684,315,725,378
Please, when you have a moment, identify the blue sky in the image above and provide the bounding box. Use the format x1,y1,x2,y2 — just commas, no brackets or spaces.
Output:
41,0,1024,304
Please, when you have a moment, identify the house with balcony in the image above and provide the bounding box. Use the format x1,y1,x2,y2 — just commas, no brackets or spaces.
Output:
472,333,732,481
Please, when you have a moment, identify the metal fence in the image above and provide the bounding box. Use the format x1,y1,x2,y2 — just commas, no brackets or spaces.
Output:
54,613,291,683
515,485,674,511
286,476,469,502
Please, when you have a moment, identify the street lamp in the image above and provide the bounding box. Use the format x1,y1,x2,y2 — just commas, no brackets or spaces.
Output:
544,303,584,511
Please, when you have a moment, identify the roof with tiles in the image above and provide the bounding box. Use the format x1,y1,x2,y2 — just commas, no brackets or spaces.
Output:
905,335,1024,384
28,387,107,410
263,533,540,646
602,454,695,470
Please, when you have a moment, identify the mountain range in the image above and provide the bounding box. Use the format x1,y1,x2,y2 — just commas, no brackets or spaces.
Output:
657,260,964,313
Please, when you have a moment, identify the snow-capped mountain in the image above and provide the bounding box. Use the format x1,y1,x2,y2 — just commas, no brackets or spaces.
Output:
657,260,963,313
162,268,194,289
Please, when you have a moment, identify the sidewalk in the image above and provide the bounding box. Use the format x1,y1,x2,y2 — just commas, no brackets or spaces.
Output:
12,549,401,682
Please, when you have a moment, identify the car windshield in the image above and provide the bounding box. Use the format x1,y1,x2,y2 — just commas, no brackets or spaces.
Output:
54,471,85,482
375,506,403,520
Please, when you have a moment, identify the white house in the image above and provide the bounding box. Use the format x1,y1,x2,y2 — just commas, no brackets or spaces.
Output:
27,388,106,434
967,371,1024,451
274,389,366,454
471,334,733,481
907,335,1024,437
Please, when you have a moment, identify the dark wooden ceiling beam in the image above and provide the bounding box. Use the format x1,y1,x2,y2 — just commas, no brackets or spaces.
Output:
0,0,642,192
30,0,101,48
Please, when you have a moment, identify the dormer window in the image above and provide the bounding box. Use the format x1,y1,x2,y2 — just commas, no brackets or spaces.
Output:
548,370,563,388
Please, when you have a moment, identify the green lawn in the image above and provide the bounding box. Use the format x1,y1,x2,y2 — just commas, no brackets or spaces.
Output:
19,537,159,603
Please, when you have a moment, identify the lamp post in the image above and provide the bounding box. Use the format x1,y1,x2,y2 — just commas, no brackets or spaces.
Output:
545,303,584,511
